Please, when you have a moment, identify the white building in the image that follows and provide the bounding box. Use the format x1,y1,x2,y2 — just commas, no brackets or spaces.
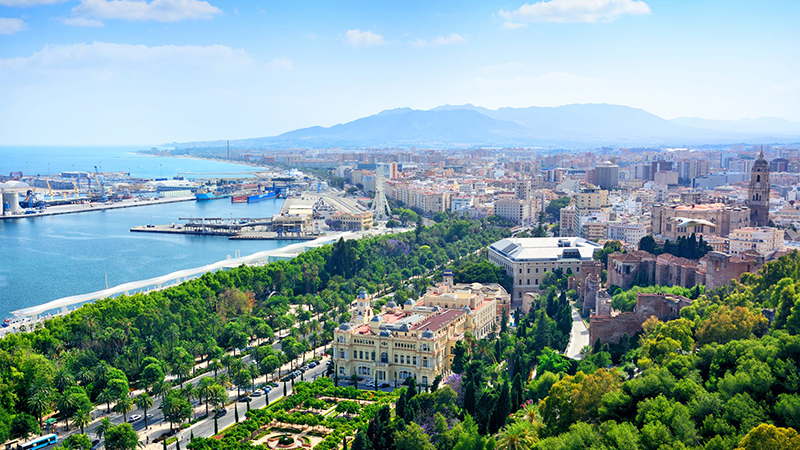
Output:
488,237,601,303
494,198,532,226
607,223,647,245
451,195,474,212
728,227,784,256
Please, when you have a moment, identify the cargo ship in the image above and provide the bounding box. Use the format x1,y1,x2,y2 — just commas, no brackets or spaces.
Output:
231,193,250,203
247,191,277,202
195,188,228,201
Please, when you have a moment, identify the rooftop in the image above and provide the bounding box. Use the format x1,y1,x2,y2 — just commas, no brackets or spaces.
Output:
490,237,600,261
410,309,467,334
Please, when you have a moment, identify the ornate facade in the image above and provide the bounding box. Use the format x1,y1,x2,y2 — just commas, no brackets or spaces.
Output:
747,149,770,227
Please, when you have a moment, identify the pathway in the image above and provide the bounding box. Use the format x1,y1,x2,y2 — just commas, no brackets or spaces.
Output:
565,306,590,359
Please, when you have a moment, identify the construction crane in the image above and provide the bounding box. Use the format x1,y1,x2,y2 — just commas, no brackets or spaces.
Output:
45,179,54,201
94,166,106,201
71,177,79,199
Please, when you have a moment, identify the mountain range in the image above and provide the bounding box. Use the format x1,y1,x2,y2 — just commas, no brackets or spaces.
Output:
173,104,800,149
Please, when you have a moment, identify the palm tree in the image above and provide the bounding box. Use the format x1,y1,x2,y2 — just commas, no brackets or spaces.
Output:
71,406,92,434
53,368,75,392
26,381,53,429
496,421,537,450
114,395,134,423
150,380,171,402
209,359,223,378
221,355,235,374
96,417,113,445
180,383,196,405
76,367,95,387
57,391,78,430
134,393,153,428
197,378,216,417
98,388,114,414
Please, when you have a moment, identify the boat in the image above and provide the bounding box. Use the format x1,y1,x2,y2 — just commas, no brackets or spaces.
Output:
247,191,278,202
231,193,250,203
195,188,228,201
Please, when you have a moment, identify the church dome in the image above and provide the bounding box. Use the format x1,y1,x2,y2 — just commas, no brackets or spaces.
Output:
386,301,397,309
357,288,369,299
339,323,352,332
421,328,435,339
371,315,384,323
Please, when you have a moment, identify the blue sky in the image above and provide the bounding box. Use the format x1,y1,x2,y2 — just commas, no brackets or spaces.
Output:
1,0,798,145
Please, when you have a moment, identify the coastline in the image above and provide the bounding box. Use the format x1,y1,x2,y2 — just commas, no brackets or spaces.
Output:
134,151,269,171
2,223,404,333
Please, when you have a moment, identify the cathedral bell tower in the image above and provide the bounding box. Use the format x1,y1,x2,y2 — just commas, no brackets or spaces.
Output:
747,148,770,227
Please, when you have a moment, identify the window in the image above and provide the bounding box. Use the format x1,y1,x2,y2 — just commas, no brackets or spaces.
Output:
394,355,398,363
422,358,429,368
381,352,388,363
535,268,539,273
422,376,429,385
527,268,530,273
413,356,418,365
401,355,405,364
371,352,375,361
519,268,522,274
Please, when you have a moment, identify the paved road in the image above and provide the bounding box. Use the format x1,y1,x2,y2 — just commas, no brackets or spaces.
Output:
565,306,590,359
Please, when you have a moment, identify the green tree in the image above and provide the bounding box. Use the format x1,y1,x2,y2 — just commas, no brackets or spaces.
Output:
395,422,436,450
736,423,800,450
114,395,134,423
104,423,141,450
71,406,92,434
496,421,537,450
10,413,40,440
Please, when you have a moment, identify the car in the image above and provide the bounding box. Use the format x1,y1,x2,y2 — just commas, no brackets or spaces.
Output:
250,391,263,397
309,362,318,368
379,382,390,388
127,414,142,422
146,413,154,420
300,365,309,371
280,376,291,382
270,382,279,388
365,380,375,387
263,387,271,394
238,396,251,403
214,409,227,418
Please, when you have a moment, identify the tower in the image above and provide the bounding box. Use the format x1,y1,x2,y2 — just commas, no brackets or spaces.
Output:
747,148,770,227
371,169,391,221
354,288,373,325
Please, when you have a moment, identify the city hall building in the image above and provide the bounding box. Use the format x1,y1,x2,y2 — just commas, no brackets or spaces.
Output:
331,271,504,387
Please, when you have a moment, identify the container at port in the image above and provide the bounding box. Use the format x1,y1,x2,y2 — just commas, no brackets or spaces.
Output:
247,192,277,203
231,193,249,203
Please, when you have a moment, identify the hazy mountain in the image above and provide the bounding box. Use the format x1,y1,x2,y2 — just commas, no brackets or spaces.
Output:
672,116,800,136
174,104,800,149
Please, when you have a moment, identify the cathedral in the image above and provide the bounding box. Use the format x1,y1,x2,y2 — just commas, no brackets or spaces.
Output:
747,148,770,227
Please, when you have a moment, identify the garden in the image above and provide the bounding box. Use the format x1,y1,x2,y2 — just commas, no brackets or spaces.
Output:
187,377,400,450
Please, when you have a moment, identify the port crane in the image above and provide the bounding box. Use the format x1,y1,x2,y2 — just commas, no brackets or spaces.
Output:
94,166,106,201
71,177,79,198
45,179,54,201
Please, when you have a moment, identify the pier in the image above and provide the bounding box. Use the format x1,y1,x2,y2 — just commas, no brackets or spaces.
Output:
131,215,314,239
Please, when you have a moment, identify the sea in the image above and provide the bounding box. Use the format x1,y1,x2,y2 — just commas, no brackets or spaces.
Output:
0,146,293,319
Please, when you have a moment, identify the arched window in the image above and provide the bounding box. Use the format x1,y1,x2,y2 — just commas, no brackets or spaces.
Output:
757,175,761,182
381,352,388,363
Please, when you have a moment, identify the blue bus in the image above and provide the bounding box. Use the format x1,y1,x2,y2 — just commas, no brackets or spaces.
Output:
17,434,57,450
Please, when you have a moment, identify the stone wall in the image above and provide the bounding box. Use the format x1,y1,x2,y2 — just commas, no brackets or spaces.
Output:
704,251,763,291
589,313,644,345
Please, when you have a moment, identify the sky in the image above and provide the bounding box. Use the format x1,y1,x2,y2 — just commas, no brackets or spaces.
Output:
0,0,798,145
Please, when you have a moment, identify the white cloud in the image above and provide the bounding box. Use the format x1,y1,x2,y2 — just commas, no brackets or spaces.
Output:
60,17,105,27
0,0,66,6
0,17,26,34
0,42,253,72
411,33,466,47
268,57,293,71
345,29,385,47
499,0,651,25
69,0,221,24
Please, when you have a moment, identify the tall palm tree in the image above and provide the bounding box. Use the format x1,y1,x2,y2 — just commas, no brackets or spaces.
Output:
53,368,75,392
180,384,196,405
98,388,114,414
209,359,223,378
496,421,537,450
114,395,134,423
71,406,92,434
26,381,53,429
150,380,171,402
57,391,78,430
134,393,153,428
95,418,113,446
197,378,216,417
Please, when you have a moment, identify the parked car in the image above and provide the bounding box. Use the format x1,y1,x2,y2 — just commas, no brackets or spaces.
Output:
127,414,142,423
280,376,291,382
263,387,271,394
250,391,263,397
238,396,251,403
379,382,390,388
270,382,279,388
214,409,227,418
365,380,375,387
308,362,318,368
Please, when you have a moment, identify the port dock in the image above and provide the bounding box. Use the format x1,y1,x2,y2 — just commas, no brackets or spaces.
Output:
131,215,315,239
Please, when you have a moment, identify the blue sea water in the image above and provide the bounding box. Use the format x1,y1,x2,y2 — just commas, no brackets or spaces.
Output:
0,146,292,319
0,145,262,179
